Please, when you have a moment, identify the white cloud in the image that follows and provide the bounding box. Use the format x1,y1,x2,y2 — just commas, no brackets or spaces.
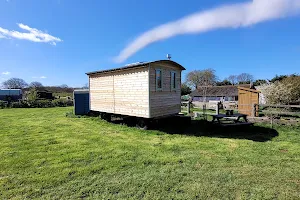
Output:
2,71,10,75
0,23,62,45
115,0,300,63
32,76,47,79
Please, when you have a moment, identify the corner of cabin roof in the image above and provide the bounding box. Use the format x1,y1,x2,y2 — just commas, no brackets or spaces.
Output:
86,60,185,75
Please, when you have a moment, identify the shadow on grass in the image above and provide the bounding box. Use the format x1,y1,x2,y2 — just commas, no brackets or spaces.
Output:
152,118,279,142
111,117,278,142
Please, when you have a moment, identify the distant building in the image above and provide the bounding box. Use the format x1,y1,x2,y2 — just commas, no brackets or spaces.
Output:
37,90,54,100
0,89,22,101
190,84,253,109
191,85,251,102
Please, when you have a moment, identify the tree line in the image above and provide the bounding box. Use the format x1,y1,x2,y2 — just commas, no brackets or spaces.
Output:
1,78,88,93
181,69,299,96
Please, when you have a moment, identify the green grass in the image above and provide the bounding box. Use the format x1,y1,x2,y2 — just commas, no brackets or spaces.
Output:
1,108,300,199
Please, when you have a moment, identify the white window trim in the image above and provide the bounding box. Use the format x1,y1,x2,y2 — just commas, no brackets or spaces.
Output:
171,71,177,91
155,69,163,91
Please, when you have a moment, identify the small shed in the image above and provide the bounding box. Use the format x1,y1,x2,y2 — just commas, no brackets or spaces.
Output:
37,90,54,100
238,86,260,116
86,60,185,119
74,90,90,115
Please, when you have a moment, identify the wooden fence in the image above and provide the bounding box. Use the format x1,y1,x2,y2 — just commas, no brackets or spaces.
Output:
254,104,300,117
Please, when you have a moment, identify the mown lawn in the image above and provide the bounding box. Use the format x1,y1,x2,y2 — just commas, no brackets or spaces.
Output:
1,107,300,199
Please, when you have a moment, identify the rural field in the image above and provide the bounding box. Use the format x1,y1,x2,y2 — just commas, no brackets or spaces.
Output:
1,108,300,199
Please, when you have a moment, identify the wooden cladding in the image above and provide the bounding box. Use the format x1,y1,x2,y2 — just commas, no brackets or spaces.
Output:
238,87,260,117
89,61,184,118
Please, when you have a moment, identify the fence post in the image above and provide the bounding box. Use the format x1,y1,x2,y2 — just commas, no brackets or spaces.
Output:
252,103,256,117
203,104,207,120
216,102,220,115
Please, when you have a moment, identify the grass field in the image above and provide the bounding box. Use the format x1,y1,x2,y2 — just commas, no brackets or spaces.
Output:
1,108,300,199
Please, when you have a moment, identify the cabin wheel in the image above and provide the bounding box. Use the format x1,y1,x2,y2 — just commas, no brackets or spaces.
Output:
136,118,148,130
124,116,136,127
100,113,111,122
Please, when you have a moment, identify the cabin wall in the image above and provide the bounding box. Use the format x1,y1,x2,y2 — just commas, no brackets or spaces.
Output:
149,63,182,118
89,67,149,118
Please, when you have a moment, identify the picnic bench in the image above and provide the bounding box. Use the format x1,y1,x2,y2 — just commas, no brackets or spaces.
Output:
210,113,254,127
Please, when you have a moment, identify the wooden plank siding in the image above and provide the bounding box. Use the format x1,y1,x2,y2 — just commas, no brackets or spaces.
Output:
149,63,182,118
88,60,184,119
89,67,149,118
238,87,259,116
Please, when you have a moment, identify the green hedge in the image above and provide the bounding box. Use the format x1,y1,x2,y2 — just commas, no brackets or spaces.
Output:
9,99,73,108
0,100,8,109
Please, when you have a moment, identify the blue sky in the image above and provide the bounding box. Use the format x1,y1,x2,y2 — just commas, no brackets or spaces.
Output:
0,0,300,87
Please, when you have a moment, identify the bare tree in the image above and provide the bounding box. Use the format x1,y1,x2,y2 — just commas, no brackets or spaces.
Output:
200,69,218,103
227,75,237,85
29,81,43,88
186,70,202,89
60,84,69,88
82,83,89,89
2,78,28,89
187,69,217,89
237,73,254,84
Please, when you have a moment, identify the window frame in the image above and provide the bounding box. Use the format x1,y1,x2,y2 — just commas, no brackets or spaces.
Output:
155,69,163,91
171,71,177,91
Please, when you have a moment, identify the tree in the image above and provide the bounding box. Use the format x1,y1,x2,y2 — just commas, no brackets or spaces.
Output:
181,83,191,95
281,76,300,103
253,79,267,86
227,75,237,85
82,83,89,89
29,81,43,88
260,75,300,105
269,75,288,83
216,79,231,86
237,73,254,84
60,84,69,88
27,88,39,101
2,78,28,89
259,82,293,105
186,69,217,89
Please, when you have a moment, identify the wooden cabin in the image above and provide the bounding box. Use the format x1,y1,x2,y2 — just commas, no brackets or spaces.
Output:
86,60,185,119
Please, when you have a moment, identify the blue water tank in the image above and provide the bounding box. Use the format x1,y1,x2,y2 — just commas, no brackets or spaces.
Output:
74,90,90,115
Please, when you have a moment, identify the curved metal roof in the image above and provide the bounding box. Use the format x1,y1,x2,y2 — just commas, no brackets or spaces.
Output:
86,60,186,75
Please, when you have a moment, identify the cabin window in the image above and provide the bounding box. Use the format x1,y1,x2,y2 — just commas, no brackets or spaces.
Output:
155,69,162,91
171,71,176,90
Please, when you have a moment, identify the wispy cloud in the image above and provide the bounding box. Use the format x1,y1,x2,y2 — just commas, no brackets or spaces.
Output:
2,71,10,75
0,23,62,45
115,0,300,63
32,76,47,79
